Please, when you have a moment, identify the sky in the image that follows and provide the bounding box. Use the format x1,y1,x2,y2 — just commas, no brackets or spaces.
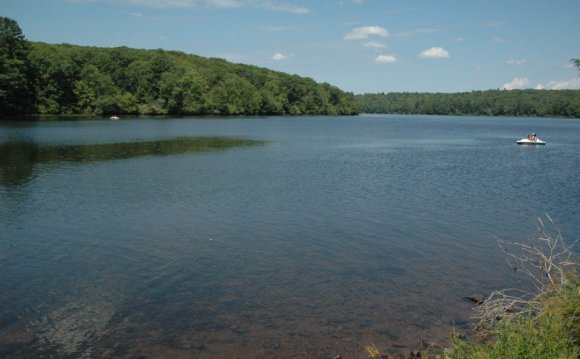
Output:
3,0,580,94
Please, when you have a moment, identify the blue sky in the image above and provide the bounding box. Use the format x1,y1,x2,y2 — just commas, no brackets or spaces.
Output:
3,0,580,93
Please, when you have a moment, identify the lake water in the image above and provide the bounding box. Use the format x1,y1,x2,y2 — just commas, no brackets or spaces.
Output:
1,115,579,358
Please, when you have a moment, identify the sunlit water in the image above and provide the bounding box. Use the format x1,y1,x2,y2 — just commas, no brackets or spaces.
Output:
1,115,579,358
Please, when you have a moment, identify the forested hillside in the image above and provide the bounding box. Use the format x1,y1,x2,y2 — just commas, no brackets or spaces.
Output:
2,17,578,119
356,90,580,118
0,17,359,116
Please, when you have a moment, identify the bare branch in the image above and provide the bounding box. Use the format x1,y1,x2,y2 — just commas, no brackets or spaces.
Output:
475,215,578,332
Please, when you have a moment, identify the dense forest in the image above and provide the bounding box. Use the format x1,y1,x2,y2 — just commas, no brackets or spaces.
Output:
356,90,580,118
2,16,579,118
0,17,359,116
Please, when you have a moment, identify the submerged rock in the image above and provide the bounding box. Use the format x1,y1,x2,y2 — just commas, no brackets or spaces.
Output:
464,294,485,305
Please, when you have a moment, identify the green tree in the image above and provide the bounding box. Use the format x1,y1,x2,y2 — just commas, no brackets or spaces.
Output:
356,90,580,118
74,64,120,115
208,74,260,115
180,70,208,114
28,43,80,114
1,23,362,117
259,80,285,114
572,59,580,72
0,17,34,114
158,69,207,114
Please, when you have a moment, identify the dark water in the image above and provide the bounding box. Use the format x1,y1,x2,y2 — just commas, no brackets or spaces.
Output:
1,115,579,358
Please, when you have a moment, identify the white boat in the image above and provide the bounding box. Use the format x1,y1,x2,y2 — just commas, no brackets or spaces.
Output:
110,115,119,120
517,137,546,145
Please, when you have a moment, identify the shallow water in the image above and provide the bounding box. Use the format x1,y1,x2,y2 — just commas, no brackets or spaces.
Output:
1,115,579,358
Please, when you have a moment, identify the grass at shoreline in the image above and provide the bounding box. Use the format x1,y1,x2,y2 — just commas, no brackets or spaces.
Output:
445,216,579,359
448,274,579,359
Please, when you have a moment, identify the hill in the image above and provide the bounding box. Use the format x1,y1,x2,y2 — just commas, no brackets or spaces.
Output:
0,17,359,116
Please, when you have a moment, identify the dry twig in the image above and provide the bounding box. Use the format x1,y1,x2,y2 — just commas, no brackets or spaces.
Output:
474,215,578,330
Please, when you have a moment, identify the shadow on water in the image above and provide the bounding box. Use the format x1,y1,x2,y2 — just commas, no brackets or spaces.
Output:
0,137,264,187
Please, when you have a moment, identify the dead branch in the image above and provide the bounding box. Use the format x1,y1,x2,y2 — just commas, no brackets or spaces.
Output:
474,215,578,331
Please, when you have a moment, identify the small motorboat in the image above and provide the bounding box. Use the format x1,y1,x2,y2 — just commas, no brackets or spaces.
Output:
517,137,546,145
110,115,120,120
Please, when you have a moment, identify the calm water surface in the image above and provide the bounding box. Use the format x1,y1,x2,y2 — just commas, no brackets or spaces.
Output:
1,115,579,358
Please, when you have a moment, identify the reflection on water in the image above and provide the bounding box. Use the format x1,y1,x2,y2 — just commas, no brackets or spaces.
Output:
0,137,264,187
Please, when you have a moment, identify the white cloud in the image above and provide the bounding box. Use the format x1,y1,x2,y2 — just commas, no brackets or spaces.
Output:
419,47,450,59
374,54,397,63
502,77,529,90
491,37,505,44
258,2,309,13
536,78,580,90
207,0,308,12
486,21,504,27
363,41,387,49
206,0,240,7
393,31,413,38
345,26,389,40
414,28,444,34
394,28,445,38
258,25,289,32
70,0,309,12
506,59,527,66
272,53,288,61
68,0,199,7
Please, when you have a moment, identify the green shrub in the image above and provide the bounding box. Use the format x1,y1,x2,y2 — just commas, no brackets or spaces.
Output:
448,274,579,359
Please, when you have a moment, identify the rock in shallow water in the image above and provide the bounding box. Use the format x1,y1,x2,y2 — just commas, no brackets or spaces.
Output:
464,294,485,305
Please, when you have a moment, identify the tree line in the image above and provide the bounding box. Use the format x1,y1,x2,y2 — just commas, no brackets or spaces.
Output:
2,16,578,119
356,90,580,118
0,17,359,116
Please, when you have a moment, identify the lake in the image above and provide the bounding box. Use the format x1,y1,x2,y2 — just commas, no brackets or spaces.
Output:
1,115,579,358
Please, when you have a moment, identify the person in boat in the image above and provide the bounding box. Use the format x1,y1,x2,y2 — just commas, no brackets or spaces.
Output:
531,133,537,141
